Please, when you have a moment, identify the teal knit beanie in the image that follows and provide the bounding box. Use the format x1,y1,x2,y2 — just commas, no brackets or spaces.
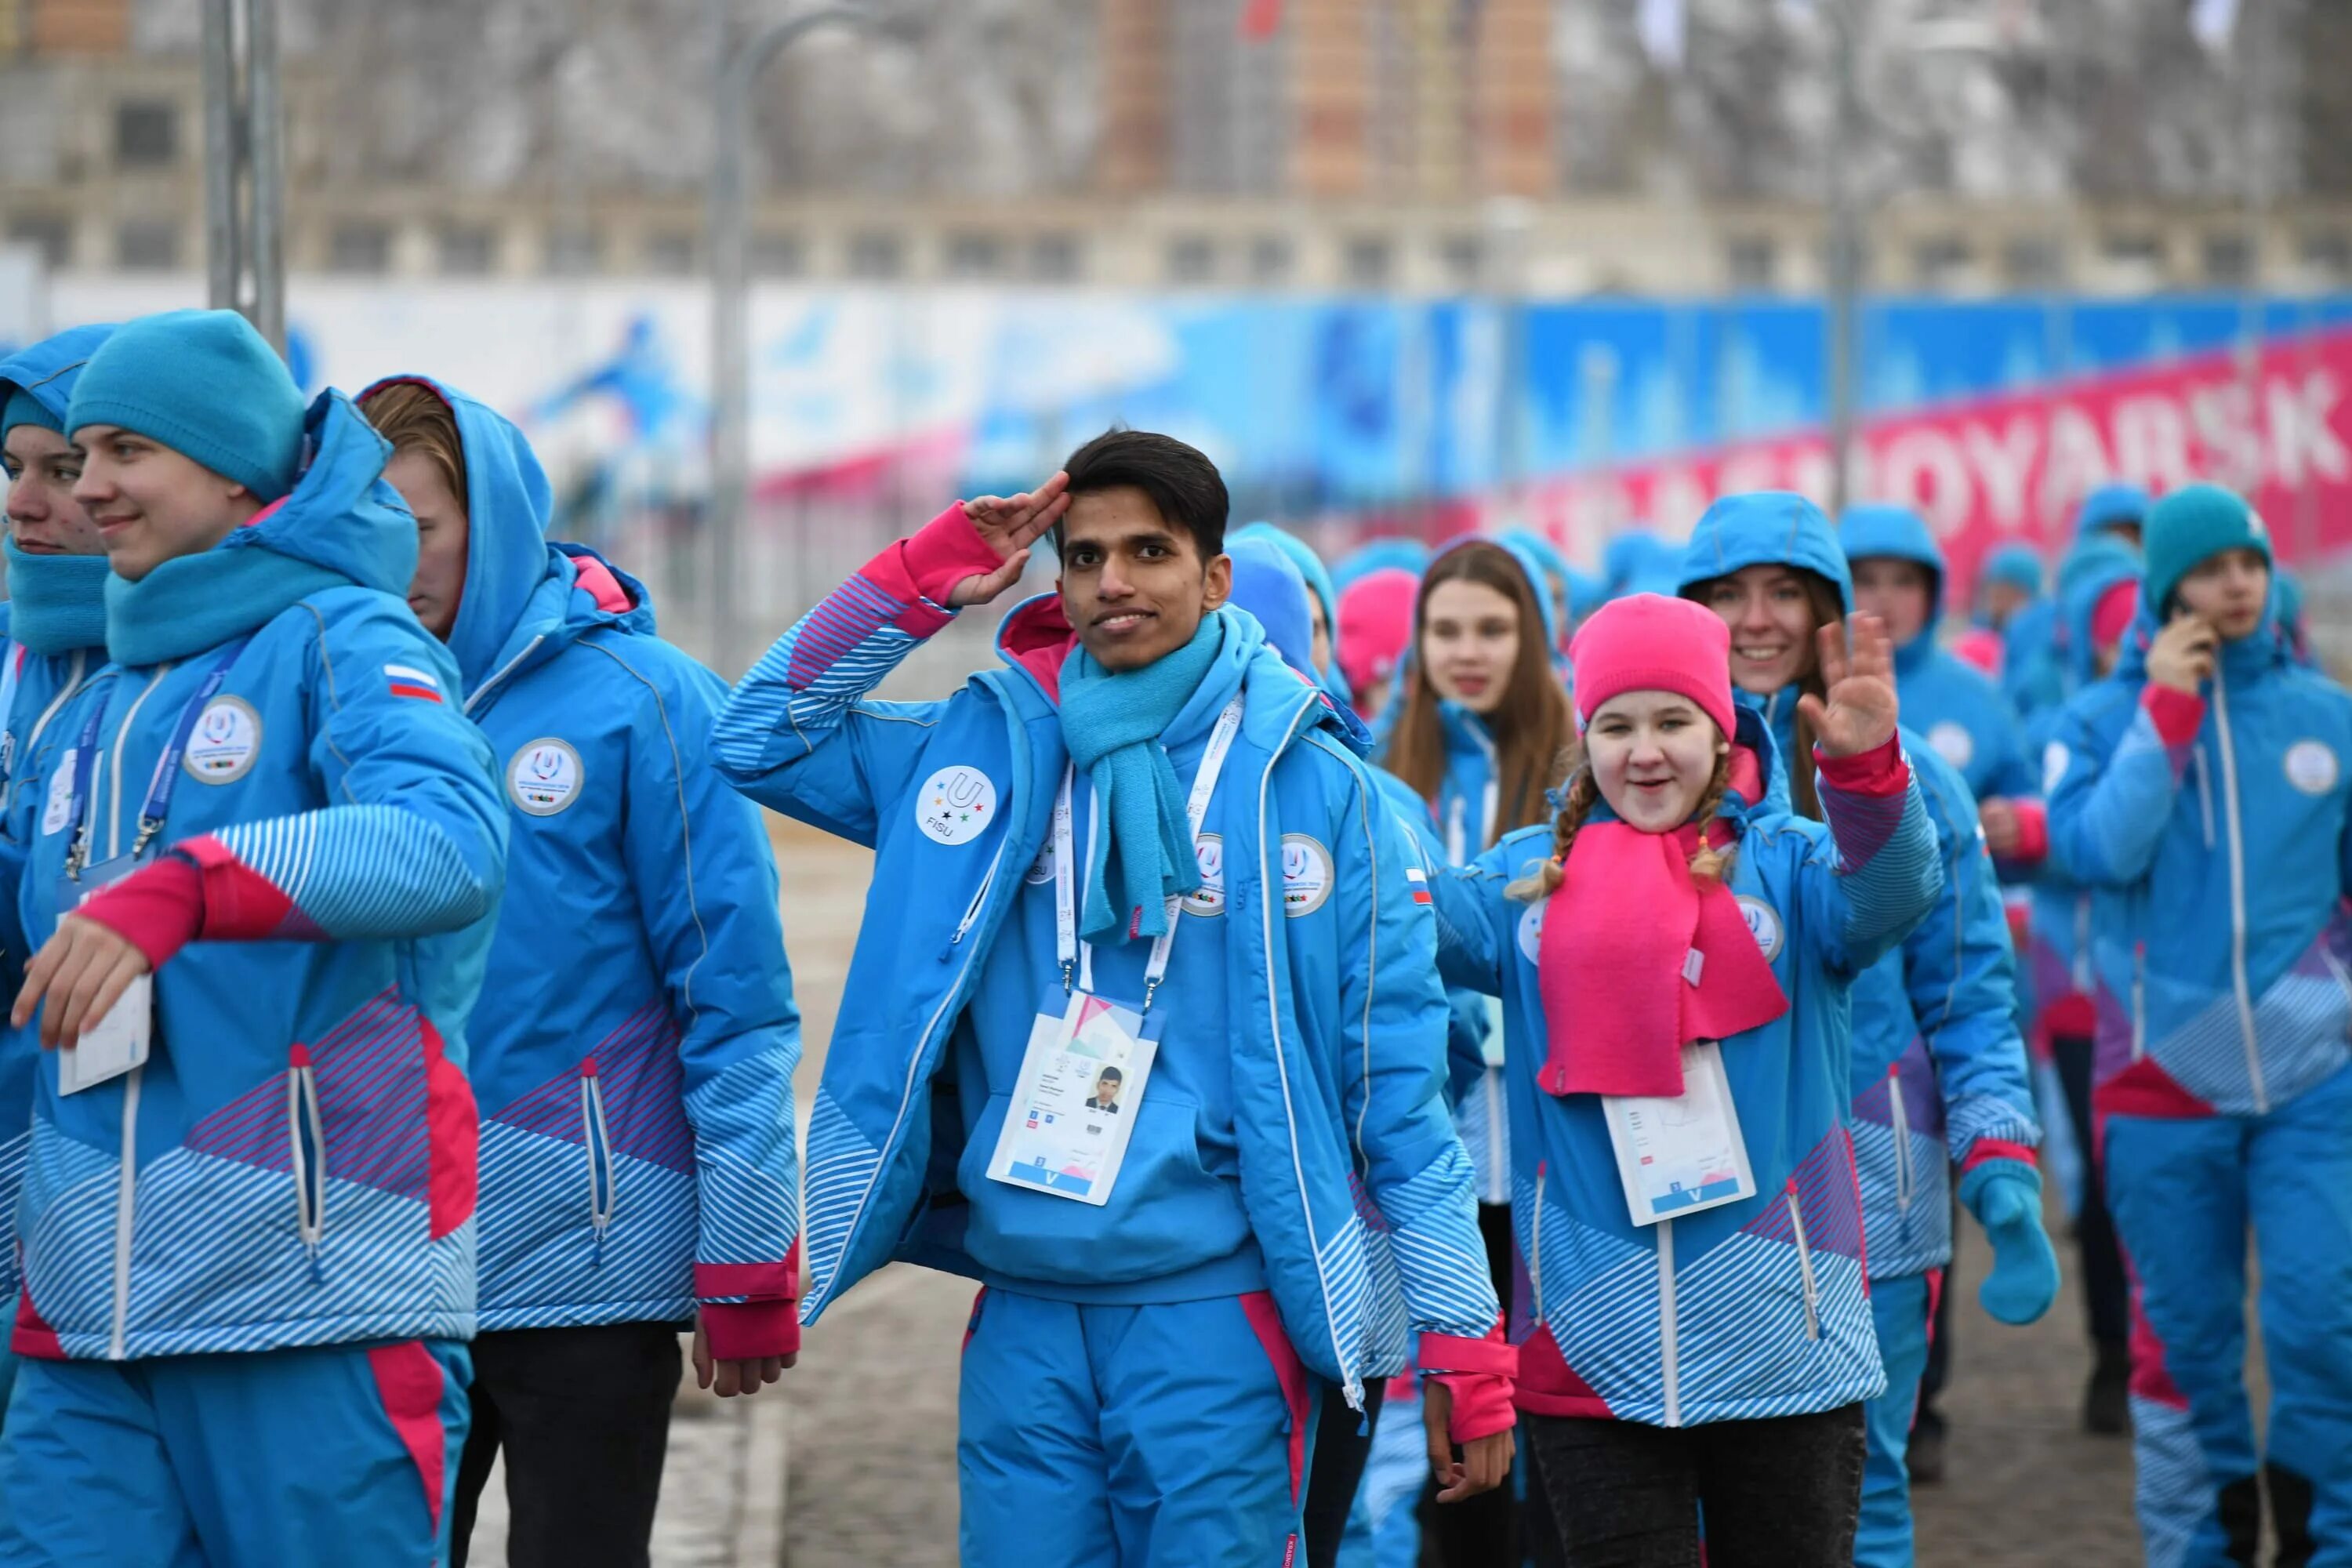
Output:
2142,483,2272,615
65,309,305,502
2,386,61,437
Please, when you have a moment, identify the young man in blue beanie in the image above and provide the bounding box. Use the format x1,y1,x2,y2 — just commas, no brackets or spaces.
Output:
0,324,116,1423
2049,482,2352,1565
714,430,1515,1567
0,309,507,1566
358,375,804,1568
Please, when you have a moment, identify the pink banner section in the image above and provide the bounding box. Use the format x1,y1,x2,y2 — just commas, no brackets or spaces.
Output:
1516,328,2352,601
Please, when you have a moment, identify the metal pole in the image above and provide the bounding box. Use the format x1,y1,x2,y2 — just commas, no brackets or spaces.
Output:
1824,0,1861,514
200,0,240,311
708,5,877,680
245,0,286,354
2234,0,2268,498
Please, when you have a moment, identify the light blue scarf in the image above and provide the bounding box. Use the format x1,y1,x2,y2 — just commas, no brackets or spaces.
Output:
3,538,111,655
107,541,344,666
1059,615,1225,946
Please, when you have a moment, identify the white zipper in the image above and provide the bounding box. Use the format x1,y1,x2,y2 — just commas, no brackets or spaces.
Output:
2192,747,2216,849
2209,667,2267,1112
463,634,545,716
1528,1161,1548,1321
286,1047,328,1267
2131,943,2148,1061
949,843,1007,948
101,666,170,1359
1785,1184,1821,1341
1657,1217,1681,1426
1482,1069,1504,1199
2071,895,2093,995
1446,795,1467,866
13,648,87,803
581,1062,616,1258
1886,1065,1912,1214
2321,942,2352,1011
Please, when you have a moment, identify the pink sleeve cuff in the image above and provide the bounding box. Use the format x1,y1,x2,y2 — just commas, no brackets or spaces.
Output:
1429,1370,1518,1443
1962,1138,2040,1174
2003,798,2049,864
890,505,1007,632
1814,734,1909,796
71,855,205,971
1416,1330,1519,1379
699,1297,800,1360
2140,684,2207,747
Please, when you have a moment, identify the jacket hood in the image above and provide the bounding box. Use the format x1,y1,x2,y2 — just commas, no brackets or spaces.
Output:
1980,542,2044,599
2074,483,2150,546
0,324,117,426
1675,491,1854,612
1225,538,1316,678
1230,523,1340,640
1332,536,1430,590
2056,540,2143,687
1838,503,1947,633
1602,530,1683,600
358,374,555,691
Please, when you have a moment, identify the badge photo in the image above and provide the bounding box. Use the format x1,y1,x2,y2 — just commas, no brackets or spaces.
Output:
183,695,263,785
1927,720,1975,772
508,738,586,816
1279,833,1334,917
1182,833,1226,916
914,764,997,846
1735,895,1784,962
2285,739,2340,797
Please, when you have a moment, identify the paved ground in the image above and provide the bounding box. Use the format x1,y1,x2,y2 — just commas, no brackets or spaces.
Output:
466,821,2170,1567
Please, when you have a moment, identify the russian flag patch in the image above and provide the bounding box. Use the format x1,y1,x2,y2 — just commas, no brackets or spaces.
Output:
386,662,444,703
1406,866,1432,905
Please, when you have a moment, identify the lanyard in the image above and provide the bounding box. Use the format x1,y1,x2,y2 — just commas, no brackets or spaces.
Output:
1055,695,1244,1012
0,642,21,778
65,640,249,877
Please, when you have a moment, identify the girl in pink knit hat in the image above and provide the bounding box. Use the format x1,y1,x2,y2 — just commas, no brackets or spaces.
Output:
1420,593,1946,1566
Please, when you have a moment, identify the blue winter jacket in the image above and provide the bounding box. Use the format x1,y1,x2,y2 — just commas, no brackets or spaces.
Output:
2046,593,2352,1118
363,376,802,1342
1425,705,1944,1425
711,508,1503,1400
1682,492,2039,1283
5,390,506,1359
2005,485,2147,720
0,325,116,1321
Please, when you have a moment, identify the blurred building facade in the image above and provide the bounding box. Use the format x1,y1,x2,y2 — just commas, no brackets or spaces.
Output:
4,0,2352,297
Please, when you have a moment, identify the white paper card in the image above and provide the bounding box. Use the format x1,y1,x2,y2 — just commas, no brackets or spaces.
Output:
1602,1040,1757,1226
985,987,1160,1206
57,972,151,1095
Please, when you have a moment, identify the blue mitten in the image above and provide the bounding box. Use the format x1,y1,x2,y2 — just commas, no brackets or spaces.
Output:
1958,1158,2060,1326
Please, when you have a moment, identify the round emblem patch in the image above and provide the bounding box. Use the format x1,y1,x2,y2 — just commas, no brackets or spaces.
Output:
183,696,263,784
1023,837,1057,885
1736,895,1784,963
1182,833,1227,917
1516,899,1546,965
2285,739,2340,797
1927,721,1976,773
913,764,997,846
40,754,73,837
1279,833,1334,918
508,739,585,816
0,729,16,779
2042,740,2071,798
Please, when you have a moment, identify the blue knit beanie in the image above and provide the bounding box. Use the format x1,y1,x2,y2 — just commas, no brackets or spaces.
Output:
65,309,305,502
2142,483,2271,615
2,386,61,437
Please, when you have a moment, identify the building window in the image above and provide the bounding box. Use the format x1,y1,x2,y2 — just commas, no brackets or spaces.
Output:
750,231,804,278
6,216,71,270
1439,234,1483,291
1165,235,1216,285
2101,232,2163,267
2302,230,2351,282
644,230,696,276
945,232,1006,280
1726,237,1777,291
848,231,904,280
545,227,604,276
2003,237,2062,289
115,218,179,270
1913,235,1971,290
1248,234,1293,286
328,221,392,275
1342,236,1392,289
437,224,496,276
114,100,178,169
1029,233,1082,282
2202,232,2252,286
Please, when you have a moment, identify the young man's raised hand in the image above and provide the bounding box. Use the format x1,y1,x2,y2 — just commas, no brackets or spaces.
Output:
948,471,1072,608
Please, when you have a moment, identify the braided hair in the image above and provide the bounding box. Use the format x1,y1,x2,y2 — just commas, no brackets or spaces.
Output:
1506,745,1737,903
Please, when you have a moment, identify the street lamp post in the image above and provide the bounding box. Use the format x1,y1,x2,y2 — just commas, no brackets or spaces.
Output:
1824,0,1863,516
198,0,285,354
706,4,884,680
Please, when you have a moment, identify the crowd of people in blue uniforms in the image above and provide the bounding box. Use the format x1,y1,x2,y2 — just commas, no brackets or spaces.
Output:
0,302,2342,1568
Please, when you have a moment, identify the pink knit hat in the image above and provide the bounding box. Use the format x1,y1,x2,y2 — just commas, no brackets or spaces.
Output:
1566,593,1737,739
1336,567,1420,695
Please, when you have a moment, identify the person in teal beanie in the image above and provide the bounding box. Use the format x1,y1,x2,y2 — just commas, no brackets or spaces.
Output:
0,322,117,1426
0,308,506,1566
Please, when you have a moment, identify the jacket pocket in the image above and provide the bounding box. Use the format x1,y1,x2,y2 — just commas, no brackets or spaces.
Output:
287,1044,327,1267
1784,1181,1820,1341
580,1058,617,1261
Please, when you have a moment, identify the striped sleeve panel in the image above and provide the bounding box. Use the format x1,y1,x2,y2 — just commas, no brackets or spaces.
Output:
1381,1138,1504,1340
187,804,496,942
1820,757,1941,960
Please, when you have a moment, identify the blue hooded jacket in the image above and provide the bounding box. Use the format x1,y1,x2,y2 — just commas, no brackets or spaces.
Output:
1679,494,2039,1281
1603,531,1685,601
2046,583,2352,1118
361,376,802,1343
1425,705,1943,1425
4,390,506,1359
1230,522,1352,702
1334,537,1431,590
712,508,1504,1399
2005,485,2148,719
1837,504,2038,813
